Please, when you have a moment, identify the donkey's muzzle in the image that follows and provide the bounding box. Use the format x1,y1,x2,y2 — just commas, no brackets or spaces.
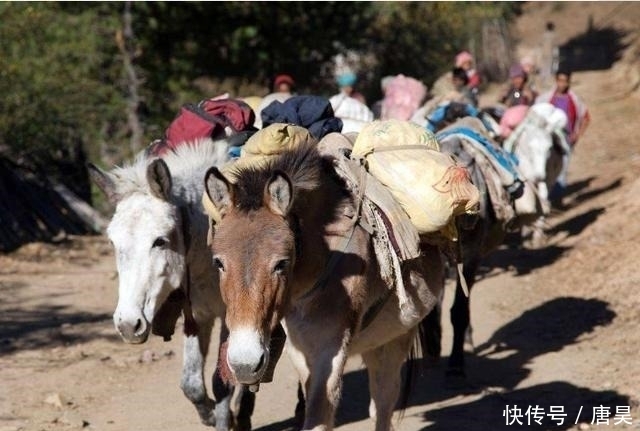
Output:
115,315,150,344
227,328,269,384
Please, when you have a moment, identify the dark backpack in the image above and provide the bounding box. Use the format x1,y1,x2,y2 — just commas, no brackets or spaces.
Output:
158,98,256,155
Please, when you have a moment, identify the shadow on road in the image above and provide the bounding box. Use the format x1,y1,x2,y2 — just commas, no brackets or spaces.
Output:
419,381,631,431
559,23,628,72
0,281,115,355
549,207,606,237
571,178,623,206
563,176,596,197
329,297,623,429
481,244,571,277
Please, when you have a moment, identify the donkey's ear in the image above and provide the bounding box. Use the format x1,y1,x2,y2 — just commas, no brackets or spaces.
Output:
264,171,292,217
147,159,172,201
87,163,119,204
204,167,233,218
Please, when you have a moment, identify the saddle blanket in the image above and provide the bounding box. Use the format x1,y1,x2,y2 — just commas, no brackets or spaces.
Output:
437,124,524,200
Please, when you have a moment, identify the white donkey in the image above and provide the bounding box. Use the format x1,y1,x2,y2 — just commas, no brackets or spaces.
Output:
89,138,253,430
504,102,569,247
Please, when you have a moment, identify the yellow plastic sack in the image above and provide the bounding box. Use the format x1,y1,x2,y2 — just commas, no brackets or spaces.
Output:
242,123,313,157
352,119,479,236
203,123,316,222
353,119,440,155
241,96,263,114
220,123,315,179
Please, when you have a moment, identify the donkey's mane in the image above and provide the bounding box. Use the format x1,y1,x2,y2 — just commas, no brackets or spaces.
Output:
111,138,230,197
228,142,322,211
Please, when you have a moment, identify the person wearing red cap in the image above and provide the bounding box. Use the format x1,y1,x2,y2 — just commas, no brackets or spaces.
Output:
254,73,297,128
499,63,537,107
273,74,295,93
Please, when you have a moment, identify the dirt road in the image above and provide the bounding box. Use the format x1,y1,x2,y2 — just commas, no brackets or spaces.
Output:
2,2,640,431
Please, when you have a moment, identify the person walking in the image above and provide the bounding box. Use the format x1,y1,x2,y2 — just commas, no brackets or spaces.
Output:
537,67,591,204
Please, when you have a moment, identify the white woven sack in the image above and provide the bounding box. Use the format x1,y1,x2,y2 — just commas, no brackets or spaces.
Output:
352,120,479,235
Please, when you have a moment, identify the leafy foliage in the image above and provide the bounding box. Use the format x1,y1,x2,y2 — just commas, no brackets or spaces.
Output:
363,2,522,98
0,3,123,200
0,3,121,155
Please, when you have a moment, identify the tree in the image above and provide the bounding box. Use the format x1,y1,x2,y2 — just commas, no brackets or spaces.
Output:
363,2,522,101
0,2,123,200
0,1,522,205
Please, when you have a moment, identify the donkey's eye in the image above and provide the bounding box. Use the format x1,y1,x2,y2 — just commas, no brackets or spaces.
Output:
152,237,168,249
213,257,225,272
274,259,289,274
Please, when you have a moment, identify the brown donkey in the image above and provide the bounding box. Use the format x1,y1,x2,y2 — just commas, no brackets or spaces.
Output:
204,143,444,430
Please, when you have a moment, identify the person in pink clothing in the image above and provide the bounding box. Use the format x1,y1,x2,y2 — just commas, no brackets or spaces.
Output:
455,51,481,92
536,68,590,146
536,68,591,205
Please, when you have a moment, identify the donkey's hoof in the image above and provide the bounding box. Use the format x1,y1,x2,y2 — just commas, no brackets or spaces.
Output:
293,410,305,431
200,415,216,427
234,421,251,431
193,398,217,427
525,231,549,249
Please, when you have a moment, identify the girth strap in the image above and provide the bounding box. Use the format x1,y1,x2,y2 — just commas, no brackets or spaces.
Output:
360,144,436,157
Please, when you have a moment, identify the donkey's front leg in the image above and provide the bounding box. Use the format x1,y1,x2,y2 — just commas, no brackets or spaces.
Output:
181,319,216,427
362,329,416,431
212,323,256,431
305,338,350,431
287,322,351,431
529,215,548,249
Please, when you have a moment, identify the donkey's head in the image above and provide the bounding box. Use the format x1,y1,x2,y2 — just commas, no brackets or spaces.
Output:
89,159,187,344
204,166,297,384
513,104,568,205
515,125,555,185
515,103,569,183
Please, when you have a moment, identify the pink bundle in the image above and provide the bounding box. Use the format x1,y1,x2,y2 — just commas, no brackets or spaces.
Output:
500,105,529,138
381,75,427,121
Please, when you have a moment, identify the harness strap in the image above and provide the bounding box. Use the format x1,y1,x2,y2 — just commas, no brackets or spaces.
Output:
182,266,199,336
299,159,369,301
298,221,359,301
179,205,199,336
360,290,393,331
361,144,437,157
